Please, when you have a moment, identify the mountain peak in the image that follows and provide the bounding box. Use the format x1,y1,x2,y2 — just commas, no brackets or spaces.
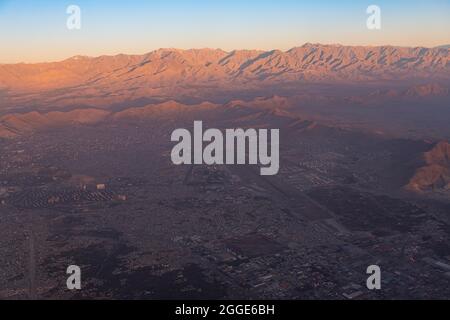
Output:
66,55,92,61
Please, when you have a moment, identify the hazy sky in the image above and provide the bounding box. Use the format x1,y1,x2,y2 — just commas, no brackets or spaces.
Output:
0,0,449,63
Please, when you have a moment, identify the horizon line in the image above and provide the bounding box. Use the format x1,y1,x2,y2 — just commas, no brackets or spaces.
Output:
2,42,449,65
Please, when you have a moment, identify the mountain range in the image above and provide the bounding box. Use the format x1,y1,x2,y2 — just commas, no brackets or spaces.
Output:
1,44,449,91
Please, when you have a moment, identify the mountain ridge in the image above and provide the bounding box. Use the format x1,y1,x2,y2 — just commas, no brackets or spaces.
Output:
1,44,449,91
0,98,313,139
3,43,449,66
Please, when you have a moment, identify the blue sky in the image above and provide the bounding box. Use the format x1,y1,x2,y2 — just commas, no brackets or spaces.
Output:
0,0,449,63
